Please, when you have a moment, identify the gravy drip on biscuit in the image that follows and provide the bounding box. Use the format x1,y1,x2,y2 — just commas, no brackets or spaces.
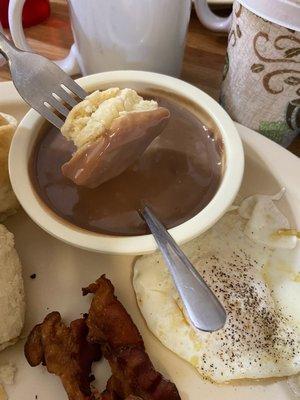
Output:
62,108,170,188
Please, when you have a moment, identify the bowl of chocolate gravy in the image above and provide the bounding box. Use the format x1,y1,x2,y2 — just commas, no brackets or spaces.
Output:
9,71,244,254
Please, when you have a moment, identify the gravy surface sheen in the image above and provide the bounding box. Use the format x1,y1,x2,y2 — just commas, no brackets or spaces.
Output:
30,95,222,236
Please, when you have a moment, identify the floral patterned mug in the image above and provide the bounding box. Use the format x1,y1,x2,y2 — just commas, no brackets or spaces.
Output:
220,0,300,147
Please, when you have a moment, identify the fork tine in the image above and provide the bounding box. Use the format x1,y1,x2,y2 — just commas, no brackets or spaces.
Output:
47,96,70,118
37,104,64,129
55,86,79,108
61,79,87,100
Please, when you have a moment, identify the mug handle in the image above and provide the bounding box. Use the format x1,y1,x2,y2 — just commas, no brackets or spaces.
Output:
194,0,232,32
8,0,81,75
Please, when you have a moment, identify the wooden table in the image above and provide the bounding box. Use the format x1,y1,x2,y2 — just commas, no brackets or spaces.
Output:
1,0,299,156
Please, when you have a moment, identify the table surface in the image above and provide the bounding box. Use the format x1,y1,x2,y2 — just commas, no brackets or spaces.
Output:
0,0,299,156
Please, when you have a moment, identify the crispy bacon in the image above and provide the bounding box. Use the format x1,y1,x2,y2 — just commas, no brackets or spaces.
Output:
24,276,181,400
24,312,101,400
82,278,143,350
83,276,181,400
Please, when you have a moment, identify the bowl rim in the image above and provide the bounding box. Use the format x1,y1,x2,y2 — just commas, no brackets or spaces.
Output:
9,70,244,254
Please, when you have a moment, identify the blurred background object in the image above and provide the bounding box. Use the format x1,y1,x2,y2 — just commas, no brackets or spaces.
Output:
6,0,232,77
0,0,50,28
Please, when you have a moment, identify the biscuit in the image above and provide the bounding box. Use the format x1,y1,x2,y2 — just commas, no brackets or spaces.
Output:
0,224,25,352
0,113,19,222
61,88,158,149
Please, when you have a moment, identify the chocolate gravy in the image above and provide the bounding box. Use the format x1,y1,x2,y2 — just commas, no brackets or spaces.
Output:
30,94,223,236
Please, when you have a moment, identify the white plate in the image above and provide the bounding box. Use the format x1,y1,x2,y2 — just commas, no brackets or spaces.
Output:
0,81,299,400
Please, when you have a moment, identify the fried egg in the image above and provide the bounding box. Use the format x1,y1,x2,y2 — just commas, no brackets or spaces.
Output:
133,192,300,383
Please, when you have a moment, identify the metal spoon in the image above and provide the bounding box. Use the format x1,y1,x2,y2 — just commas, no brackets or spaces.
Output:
142,206,227,332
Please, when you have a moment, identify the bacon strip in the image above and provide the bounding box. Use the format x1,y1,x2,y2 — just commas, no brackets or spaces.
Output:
83,276,181,400
24,312,101,400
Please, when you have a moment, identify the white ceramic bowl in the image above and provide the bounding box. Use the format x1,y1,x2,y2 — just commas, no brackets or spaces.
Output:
9,71,244,254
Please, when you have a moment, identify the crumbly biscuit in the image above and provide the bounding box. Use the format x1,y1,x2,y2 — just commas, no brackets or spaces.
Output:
0,113,19,222
61,88,158,149
0,224,25,352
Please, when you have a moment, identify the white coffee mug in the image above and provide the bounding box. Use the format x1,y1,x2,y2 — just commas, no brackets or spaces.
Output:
7,0,231,77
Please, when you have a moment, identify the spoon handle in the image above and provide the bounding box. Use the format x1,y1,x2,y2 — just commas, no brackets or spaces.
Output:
142,206,226,332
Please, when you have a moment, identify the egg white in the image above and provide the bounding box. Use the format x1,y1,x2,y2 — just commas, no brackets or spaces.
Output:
133,193,300,383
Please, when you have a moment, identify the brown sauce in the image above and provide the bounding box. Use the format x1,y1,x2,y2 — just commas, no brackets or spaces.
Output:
30,95,223,236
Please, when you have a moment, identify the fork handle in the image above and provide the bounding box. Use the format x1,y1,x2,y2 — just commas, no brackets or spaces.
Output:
0,32,19,60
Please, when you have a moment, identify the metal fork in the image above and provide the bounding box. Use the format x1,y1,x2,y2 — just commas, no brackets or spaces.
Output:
0,32,87,129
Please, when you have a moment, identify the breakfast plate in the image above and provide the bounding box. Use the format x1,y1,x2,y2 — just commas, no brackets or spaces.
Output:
0,80,299,399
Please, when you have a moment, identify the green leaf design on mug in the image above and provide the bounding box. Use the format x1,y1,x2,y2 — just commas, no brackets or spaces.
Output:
284,76,300,86
259,121,289,144
284,47,300,58
251,63,265,73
